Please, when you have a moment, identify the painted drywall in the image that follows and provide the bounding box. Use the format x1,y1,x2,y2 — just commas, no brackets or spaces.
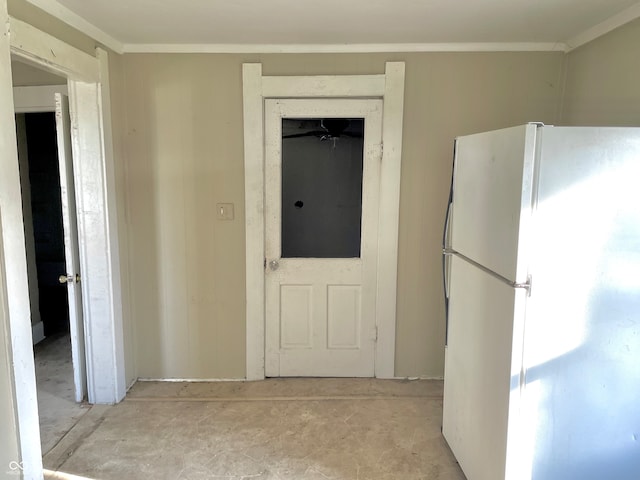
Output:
122,52,565,378
562,17,640,126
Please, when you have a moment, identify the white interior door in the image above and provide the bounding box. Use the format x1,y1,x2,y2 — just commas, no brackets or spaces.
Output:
55,92,86,402
265,98,383,377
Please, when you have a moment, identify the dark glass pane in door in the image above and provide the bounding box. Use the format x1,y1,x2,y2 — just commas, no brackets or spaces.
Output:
281,118,364,258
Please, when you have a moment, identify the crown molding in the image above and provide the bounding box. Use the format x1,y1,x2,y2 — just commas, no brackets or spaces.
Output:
566,2,640,51
24,0,123,53
122,42,568,54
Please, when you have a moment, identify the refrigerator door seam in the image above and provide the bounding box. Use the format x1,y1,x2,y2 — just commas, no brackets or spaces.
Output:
443,248,531,294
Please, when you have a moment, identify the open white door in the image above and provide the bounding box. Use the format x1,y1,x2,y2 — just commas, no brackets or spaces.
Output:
264,98,383,377
55,92,87,403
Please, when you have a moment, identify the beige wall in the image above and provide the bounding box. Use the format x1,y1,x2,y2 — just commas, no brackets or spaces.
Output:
123,52,565,379
562,18,640,126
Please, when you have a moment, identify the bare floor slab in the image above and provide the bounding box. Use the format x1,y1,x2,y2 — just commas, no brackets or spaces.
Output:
44,379,465,480
35,333,89,455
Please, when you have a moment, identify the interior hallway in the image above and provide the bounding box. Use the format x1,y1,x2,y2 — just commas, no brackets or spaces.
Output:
42,379,465,479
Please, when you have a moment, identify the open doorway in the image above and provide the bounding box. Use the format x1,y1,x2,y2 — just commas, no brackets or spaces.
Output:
2,17,125,477
12,58,89,456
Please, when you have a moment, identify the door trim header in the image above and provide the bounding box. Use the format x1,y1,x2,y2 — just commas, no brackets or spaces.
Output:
242,62,405,380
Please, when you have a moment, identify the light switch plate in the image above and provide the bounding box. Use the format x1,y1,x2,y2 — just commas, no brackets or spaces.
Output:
216,203,234,220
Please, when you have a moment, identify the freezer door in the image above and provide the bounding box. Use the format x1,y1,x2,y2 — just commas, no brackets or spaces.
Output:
443,255,528,480
522,127,640,480
450,124,537,283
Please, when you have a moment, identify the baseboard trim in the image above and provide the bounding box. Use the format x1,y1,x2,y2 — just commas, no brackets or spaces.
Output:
136,376,443,382
32,321,45,345
126,394,441,403
137,378,246,382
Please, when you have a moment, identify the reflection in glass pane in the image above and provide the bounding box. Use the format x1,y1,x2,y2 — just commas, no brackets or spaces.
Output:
281,118,364,258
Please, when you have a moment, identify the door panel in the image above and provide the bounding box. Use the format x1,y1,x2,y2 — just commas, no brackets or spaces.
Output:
327,285,361,349
265,99,382,377
280,285,313,348
55,93,86,403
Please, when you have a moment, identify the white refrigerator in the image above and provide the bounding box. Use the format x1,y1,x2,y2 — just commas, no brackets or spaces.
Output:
442,123,640,480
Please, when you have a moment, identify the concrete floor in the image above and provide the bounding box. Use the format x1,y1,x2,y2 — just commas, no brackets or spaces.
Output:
34,333,89,454
43,378,466,480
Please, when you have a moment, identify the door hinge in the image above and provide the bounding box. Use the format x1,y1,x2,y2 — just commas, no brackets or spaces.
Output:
264,258,267,270
371,326,378,342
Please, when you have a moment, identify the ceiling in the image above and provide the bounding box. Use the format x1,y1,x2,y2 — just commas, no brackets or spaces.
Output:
25,0,640,52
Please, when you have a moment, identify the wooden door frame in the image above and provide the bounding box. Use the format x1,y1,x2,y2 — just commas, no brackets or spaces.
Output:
242,62,405,380
0,8,126,477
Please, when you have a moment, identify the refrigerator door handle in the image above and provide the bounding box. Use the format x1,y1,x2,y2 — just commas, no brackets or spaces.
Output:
443,250,452,346
443,139,456,252
442,141,457,346
443,248,532,295
442,193,453,344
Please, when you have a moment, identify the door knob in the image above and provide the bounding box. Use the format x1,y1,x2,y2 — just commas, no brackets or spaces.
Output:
59,274,80,284
269,260,280,271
